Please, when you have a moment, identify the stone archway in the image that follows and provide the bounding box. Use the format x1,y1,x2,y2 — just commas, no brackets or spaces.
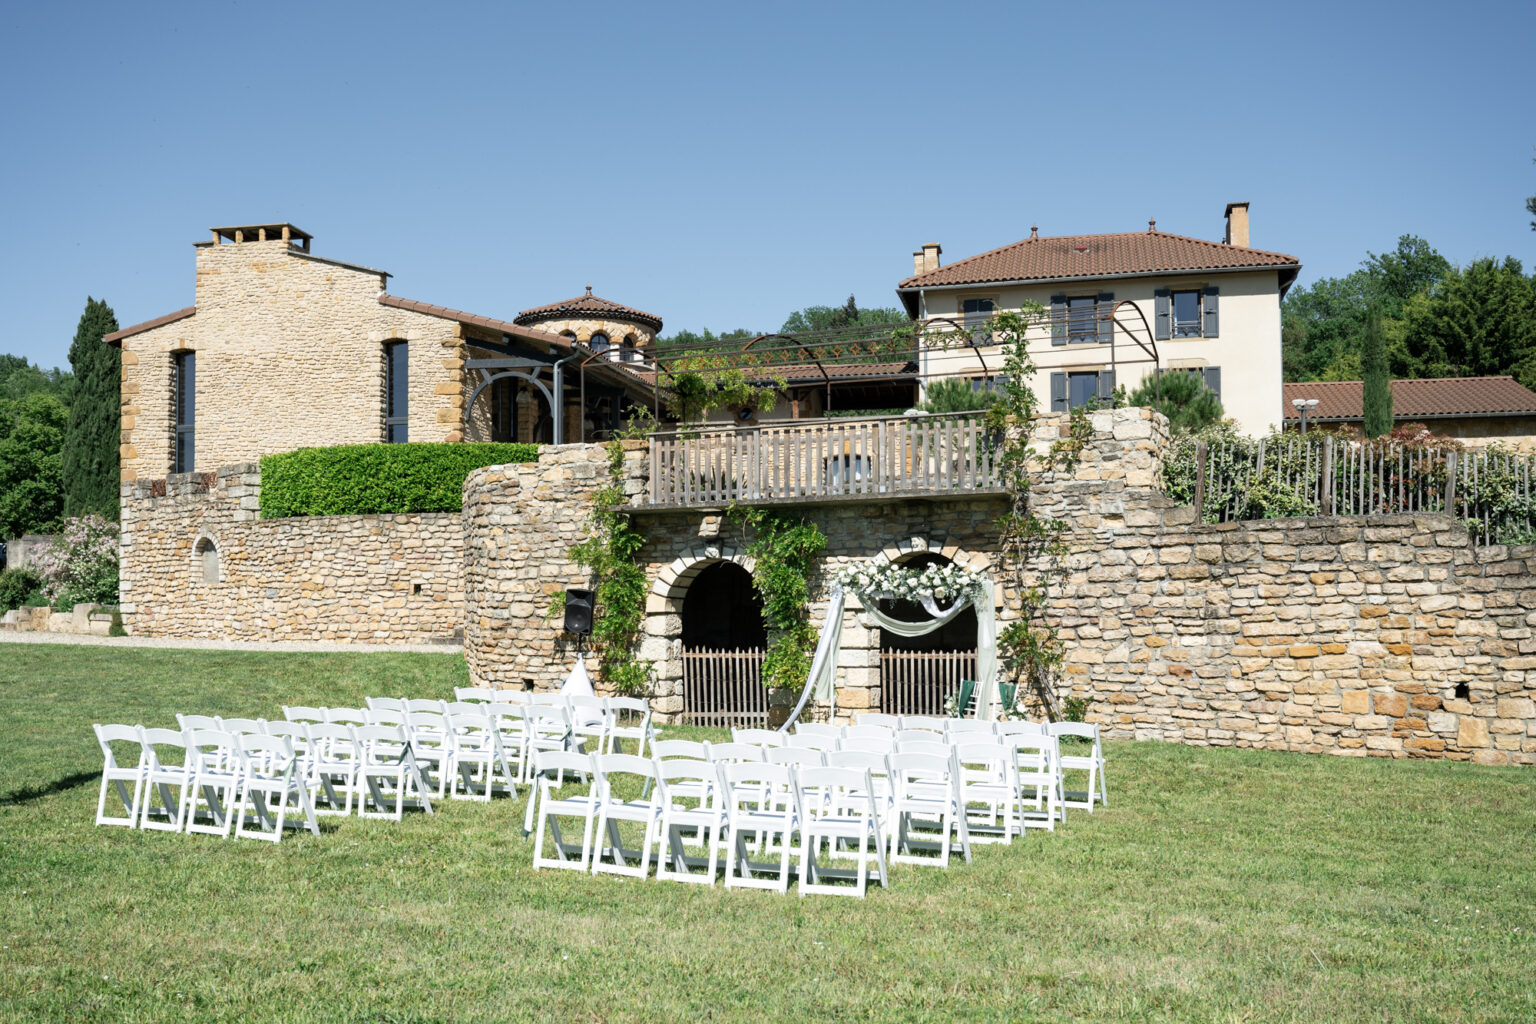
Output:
647,545,757,721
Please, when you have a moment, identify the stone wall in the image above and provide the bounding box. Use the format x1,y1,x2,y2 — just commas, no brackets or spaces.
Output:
461,409,1535,763
120,464,463,643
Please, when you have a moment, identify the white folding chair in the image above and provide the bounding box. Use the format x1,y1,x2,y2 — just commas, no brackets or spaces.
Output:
794,723,842,740
306,723,362,816
896,739,952,758
522,705,573,778
732,728,784,748
591,754,664,878
843,725,894,743
899,716,947,733
1009,732,1063,831
606,697,655,757
721,762,798,894
854,713,901,729
840,736,895,755
262,719,312,759
447,711,515,802
795,767,889,898
92,724,146,828
282,706,327,725
485,704,530,788
454,687,500,703
325,708,369,727
826,749,895,829
953,741,1020,845
567,696,611,757
138,727,192,832
655,761,726,885
649,741,712,802
354,725,434,821
182,729,242,838
530,750,600,872
233,734,320,842
887,751,971,868
1047,722,1106,811
766,747,825,770
405,710,455,799
785,733,837,753
367,697,406,713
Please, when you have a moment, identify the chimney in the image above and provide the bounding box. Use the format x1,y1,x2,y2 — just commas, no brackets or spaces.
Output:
912,242,942,277
1223,202,1250,248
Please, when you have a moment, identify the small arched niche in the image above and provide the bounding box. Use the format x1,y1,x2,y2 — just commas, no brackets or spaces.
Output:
193,535,220,584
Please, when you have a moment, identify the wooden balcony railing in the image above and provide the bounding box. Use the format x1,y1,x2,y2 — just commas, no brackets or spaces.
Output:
643,412,1002,507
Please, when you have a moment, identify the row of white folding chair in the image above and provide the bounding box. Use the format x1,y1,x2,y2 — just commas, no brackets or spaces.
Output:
453,690,657,757
94,723,321,841
529,750,890,897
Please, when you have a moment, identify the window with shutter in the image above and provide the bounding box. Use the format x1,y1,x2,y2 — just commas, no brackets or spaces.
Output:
1202,366,1221,399
1050,295,1067,345
1172,290,1202,338
1050,371,1068,411
1154,288,1171,341
1067,296,1098,345
1067,371,1099,410
1097,292,1114,344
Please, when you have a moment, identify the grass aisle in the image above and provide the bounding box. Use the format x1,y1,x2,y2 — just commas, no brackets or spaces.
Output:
1,644,1533,1023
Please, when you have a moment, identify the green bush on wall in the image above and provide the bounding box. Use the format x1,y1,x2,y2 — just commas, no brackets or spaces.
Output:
259,443,540,518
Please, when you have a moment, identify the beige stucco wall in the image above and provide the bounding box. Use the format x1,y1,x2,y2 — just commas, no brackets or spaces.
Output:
118,238,468,481
916,269,1284,438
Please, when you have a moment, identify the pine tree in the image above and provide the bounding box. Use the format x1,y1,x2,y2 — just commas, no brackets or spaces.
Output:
1361,304,1393,439
62,297,121,519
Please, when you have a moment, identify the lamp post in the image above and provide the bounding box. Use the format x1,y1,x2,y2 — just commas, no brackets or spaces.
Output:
1291,397,1319,435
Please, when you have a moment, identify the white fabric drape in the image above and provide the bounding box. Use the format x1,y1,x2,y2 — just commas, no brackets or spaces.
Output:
559,656,605,728
779,580,999,732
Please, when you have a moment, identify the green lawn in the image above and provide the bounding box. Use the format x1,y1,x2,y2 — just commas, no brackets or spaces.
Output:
1,644,1533,1023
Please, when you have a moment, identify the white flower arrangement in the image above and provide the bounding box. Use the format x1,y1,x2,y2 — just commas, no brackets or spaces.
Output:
834,561,988,605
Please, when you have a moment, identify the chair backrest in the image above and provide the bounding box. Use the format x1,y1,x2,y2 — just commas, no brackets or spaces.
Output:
894,729,937,745
888,751,958,795
843,725,893,742
785,733,838,752
1007,731,1059,771
896,739,952,758
407,710,448,734
185,729,239,771
765,746,824,769
282,705,327,724
307,722,359,757
720,761,793,813
854,713,901,729
528,693,566,707
366,697,405,712
839,736,895,754
238,733,297,774
899,716,947,733
484,702,528,723
1046,721,1100,748
732,728,784,747
657,759,715,804
94,724,143,770
218,717,265,735
325,708,369,726
353,724,408,762
262,720,310,747
607,696,650,720
652,739,709,762
443,701,488,718
826,749,891,778
495,690,534,705
946,719,997,737
954,741,1014,777
406,699,447,715
794,723,842,739
533,749,592,780
453,687,498,703
138,727,187,770
176,714,221,732
707,742,765,764
522,705,570,736
448,712,497,747
366,708,406,727
594,753,658,791
795,766,876,818
996,719,1048,735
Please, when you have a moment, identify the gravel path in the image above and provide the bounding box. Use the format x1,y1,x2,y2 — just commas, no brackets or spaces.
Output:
0,631,462,655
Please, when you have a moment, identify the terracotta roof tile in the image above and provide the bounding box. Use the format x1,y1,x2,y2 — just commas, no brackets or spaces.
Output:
898,229,1299,290
379,295,568,347
514,287,663,332
103,306,196,345
1282,377,1536,422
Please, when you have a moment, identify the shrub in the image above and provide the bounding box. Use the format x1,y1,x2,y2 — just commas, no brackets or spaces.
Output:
33,513,119,606
1128,370,1224,434
920,378,996,414
0,567,41,613
260,443,539,518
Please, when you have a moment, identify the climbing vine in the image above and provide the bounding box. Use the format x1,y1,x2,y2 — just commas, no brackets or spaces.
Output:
568,442,651,696
731,506,827,692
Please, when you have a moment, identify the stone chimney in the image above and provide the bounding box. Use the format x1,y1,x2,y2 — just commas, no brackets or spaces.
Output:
1223,203,1250,248
912,242,942,277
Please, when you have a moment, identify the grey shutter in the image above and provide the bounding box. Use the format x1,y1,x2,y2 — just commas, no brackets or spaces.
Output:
1050,294,1067,346
1097,369,1115,404
1050,372,1068,412
1097,292,1114,344
1203,366,1221,399
1203,286,1219,337
1154,288,1171,341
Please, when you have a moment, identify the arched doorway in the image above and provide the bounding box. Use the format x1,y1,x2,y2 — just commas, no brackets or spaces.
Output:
879,553,979,716
680,562,768,727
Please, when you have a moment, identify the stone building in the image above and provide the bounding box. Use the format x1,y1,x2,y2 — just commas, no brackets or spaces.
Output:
104,223,655,482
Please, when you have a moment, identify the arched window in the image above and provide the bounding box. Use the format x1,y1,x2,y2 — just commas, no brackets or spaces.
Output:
590,332,611,355
620,335,639,363
194,537,220,584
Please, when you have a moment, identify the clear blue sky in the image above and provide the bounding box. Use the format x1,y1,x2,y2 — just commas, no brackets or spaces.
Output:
2,0,1532,370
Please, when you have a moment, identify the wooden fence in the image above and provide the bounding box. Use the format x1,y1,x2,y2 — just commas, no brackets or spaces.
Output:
647,412,999,506
880,649,977,717
680,647,768,728
1178,436,1536,544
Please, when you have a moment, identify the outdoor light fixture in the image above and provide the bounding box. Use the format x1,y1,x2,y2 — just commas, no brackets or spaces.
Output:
1291,397,1320,434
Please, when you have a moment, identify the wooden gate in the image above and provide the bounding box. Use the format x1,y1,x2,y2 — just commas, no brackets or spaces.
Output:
880,650,977,717
681,647,768,728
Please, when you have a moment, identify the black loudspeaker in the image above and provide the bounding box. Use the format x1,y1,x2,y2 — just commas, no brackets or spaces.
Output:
563,588,595,636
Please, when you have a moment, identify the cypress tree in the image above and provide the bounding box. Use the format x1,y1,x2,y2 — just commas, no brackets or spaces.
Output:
1361,303,1393,439
62,297,121,519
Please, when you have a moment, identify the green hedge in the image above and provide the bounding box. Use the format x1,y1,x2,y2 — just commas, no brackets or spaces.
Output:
259,443,540,518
